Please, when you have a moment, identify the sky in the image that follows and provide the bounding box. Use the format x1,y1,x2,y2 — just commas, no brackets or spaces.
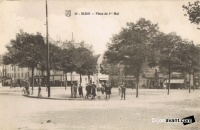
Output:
0,0,200,55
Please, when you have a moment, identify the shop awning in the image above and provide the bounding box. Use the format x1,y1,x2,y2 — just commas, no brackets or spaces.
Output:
99,78,108,80
164,79,184,84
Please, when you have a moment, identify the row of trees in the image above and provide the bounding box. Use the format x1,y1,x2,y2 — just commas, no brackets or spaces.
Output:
104,18,200,98
3,30,97,97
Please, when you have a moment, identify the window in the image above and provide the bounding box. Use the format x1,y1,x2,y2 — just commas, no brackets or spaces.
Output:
18,73,20,77
21,73,23,77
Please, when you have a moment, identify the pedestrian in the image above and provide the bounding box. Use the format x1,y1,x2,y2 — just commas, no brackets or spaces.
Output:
38,80,42,97
38,85,42,97
101,82,105,94
85,83,89,99
121,82,126,100
105,83,112,99
78,84,84,98
21,80,25,94
73,83,78,98
97,84,102,100
25,80,30,95
88,83,92,97
91,82,96,99
92,82,96,88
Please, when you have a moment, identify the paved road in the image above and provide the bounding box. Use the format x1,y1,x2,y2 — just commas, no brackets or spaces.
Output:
0,87,199,130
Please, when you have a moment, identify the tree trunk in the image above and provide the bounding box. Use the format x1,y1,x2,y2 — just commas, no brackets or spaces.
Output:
41,70,43,85
193,70,195,91
168,66,171,95
71,72,73,97
189,73,191,93
136,69,140,98
31,67,34,95
65,73,67,90
80,74,82,86
88,74,90,84
61,76,62,88
136,76,139,98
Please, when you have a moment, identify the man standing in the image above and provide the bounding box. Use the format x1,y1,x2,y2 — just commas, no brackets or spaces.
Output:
25,80,30,95
105,83,112,100
78,84,84,98
121,82,126,100
97,84,102,100
88,83,92,96
85,83,89,99
92,82,96,89
101,82,105,94
91,82,96,99
38,79,42,97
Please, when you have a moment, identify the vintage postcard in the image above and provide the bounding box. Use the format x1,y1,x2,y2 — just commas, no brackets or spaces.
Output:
0,0,199,130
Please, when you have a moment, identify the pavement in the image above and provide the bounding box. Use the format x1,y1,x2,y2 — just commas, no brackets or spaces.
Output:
1,86,199,101
0,86,200,130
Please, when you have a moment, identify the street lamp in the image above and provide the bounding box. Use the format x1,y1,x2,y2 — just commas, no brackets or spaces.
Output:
46,0,50,97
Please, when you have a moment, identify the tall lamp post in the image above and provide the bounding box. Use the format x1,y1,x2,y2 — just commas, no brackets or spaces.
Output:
46,0,50,97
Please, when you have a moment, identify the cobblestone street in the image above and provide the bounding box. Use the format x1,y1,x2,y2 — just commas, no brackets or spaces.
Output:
0,87,199,130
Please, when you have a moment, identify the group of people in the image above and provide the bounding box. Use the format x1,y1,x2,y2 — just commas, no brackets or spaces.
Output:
72,82,112,100
22,80,126,100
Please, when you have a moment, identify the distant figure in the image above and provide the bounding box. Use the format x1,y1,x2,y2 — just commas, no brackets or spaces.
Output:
85,83,90,99
73,83,78,98
101,82,105,94
97,84,102,100
38,80,42,97
91,82,96,99
121,82,126,100
38,85,42,97
25,80,30,95
105,83,112,99
78,84,84,98
88,83,92,96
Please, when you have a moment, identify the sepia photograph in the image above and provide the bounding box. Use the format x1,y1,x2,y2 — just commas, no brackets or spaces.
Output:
0,0,199,130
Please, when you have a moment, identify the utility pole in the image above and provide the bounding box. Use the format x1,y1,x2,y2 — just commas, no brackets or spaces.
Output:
46,0,50,97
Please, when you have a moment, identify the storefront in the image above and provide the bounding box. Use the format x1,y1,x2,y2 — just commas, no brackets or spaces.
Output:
164,79,185,89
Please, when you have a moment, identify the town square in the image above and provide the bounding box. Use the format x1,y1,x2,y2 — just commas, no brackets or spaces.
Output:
0,0,200,130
